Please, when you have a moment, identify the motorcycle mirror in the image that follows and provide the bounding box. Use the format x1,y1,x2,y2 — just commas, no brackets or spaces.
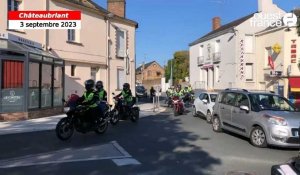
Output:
112,93,115,95
62,99,66,102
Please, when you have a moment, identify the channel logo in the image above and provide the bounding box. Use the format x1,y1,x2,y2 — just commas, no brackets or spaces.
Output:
283,13,298,27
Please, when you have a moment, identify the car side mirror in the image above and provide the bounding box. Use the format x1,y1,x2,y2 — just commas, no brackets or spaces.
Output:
240,105,249,112
202,99,208,104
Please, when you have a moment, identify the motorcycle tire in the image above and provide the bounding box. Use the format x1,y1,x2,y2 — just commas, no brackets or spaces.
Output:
173,106,179,116
130,108,139,123
110,110,120,126
95,121,108,134
56,117,74,141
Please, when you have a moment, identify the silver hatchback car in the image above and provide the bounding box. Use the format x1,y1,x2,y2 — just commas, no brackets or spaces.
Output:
212,88,300,148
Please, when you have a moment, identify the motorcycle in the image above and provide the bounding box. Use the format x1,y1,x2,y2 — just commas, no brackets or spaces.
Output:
111,93,140,123
172,96,184,116
183,92,195,107
55,94,110,141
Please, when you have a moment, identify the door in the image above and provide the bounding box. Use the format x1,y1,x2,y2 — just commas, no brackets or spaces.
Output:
1,59,25,113
195,93,204,112
219,92,236,127
200,93,209,115
231,93,252,135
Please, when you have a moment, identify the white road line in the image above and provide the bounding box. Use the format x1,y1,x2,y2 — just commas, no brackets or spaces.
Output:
111,141,131,157
112,158,141,166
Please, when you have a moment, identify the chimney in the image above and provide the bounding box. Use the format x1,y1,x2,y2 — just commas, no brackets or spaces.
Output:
107,0,126,18
212,17,221,31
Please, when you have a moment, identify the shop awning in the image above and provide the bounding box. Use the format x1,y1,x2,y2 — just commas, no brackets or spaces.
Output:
0,39,61,60
289,78,300,92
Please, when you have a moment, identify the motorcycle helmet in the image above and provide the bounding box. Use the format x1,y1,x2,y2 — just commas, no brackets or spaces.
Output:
85,79,95,91
96,81,103,90
123,83,130,91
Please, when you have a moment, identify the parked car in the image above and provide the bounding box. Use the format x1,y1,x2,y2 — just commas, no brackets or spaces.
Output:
212,88,300,148
136,85,147,98
193,92,218,123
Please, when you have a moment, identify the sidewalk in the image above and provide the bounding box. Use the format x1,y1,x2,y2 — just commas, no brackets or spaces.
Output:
0,103,167,136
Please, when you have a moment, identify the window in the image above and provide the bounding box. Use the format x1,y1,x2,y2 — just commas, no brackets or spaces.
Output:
8,0,19,11
215,66,219,82
29,62,40,109
221,92,237,106
68,29,80,42
210,94,218,103
199,45,203,56
245,35,253,53
41,64,52,108
234,93,249,107
147,70,151,76
156,71,161,76
215,40,220,53
91,67,97,81
207,44,211,59
116,29,127,58
265,47,272,68
1,60,24,112
117,69,125,90
53,66,63,106
71,65,76,77
245,63,253,81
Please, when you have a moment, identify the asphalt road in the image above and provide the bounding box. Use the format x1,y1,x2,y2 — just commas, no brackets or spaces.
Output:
0,104,298,175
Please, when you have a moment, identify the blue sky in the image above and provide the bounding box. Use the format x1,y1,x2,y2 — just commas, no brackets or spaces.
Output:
95,0,299,67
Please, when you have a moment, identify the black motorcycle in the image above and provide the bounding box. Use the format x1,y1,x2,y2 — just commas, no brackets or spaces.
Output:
56,94,110,141
111,93,140,123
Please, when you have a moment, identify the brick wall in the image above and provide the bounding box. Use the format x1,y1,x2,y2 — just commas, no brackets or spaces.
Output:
107,0,125,18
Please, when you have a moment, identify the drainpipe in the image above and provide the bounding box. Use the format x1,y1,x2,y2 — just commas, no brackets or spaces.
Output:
106,13,114,102
44,0,50,50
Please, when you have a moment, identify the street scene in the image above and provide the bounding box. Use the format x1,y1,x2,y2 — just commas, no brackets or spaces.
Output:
0,0,300,174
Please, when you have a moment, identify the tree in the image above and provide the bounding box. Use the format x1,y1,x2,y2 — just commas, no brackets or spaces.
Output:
165,51,189,84
293,9,300,36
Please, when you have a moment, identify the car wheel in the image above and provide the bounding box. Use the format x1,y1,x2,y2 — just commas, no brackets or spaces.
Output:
206,111,212,123
250,126,267,148
192,106,198,117
212,116,222,132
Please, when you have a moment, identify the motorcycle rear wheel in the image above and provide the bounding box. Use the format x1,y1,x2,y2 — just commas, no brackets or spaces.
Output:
56,118,74,141
110,110,120,125
130,108,139,122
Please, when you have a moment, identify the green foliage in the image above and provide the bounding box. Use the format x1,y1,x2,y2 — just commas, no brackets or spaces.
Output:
165,50,189,83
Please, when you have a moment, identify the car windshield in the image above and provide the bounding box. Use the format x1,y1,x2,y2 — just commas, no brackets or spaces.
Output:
249,94,296,112
136,86,145,91
210,94,218,102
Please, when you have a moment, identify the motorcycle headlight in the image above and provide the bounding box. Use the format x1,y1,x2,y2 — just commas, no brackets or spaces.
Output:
64,107,70,113
268,116,287,126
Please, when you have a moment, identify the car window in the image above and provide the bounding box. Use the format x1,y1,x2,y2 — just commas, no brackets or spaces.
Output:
203,94,209,102
210,94,218,103
221,92,236,106
249,94,296,112
199,93,204,100
234,93,249,107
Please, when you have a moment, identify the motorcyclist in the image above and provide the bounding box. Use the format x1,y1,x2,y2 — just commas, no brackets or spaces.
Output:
187,84,193,94
95,81,108,117
116,83,134,107
77,79,99,123
174,85,184,97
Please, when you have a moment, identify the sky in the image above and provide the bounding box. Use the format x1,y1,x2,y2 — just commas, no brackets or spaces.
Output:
95,0,300,67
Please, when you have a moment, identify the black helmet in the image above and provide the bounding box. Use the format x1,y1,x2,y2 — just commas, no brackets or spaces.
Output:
123,83,130,91
96,81,103,90
85,79,95,91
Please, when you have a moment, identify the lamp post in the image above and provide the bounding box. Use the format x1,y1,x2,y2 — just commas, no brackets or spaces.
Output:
170,59,173,86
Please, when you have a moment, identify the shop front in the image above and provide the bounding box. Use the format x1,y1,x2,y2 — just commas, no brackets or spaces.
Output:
0,35,64,121
288,77,300,109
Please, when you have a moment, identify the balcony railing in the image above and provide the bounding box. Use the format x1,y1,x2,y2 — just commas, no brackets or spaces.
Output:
213,52,221,63
197,56,204,66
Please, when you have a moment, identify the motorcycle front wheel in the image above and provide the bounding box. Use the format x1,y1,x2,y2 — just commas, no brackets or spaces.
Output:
56,117,74,141
95,121,108,134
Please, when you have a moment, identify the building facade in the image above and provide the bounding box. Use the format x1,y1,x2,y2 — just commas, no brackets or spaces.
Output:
0,0,137,121
136,61,165,91
256,27,300,108
189,0,284,91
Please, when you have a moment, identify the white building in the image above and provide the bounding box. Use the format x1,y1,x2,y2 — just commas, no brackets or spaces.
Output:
189,0,284,91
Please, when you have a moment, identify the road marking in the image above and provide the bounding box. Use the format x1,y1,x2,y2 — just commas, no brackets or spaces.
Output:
0,141,140,168
112,158,141,166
